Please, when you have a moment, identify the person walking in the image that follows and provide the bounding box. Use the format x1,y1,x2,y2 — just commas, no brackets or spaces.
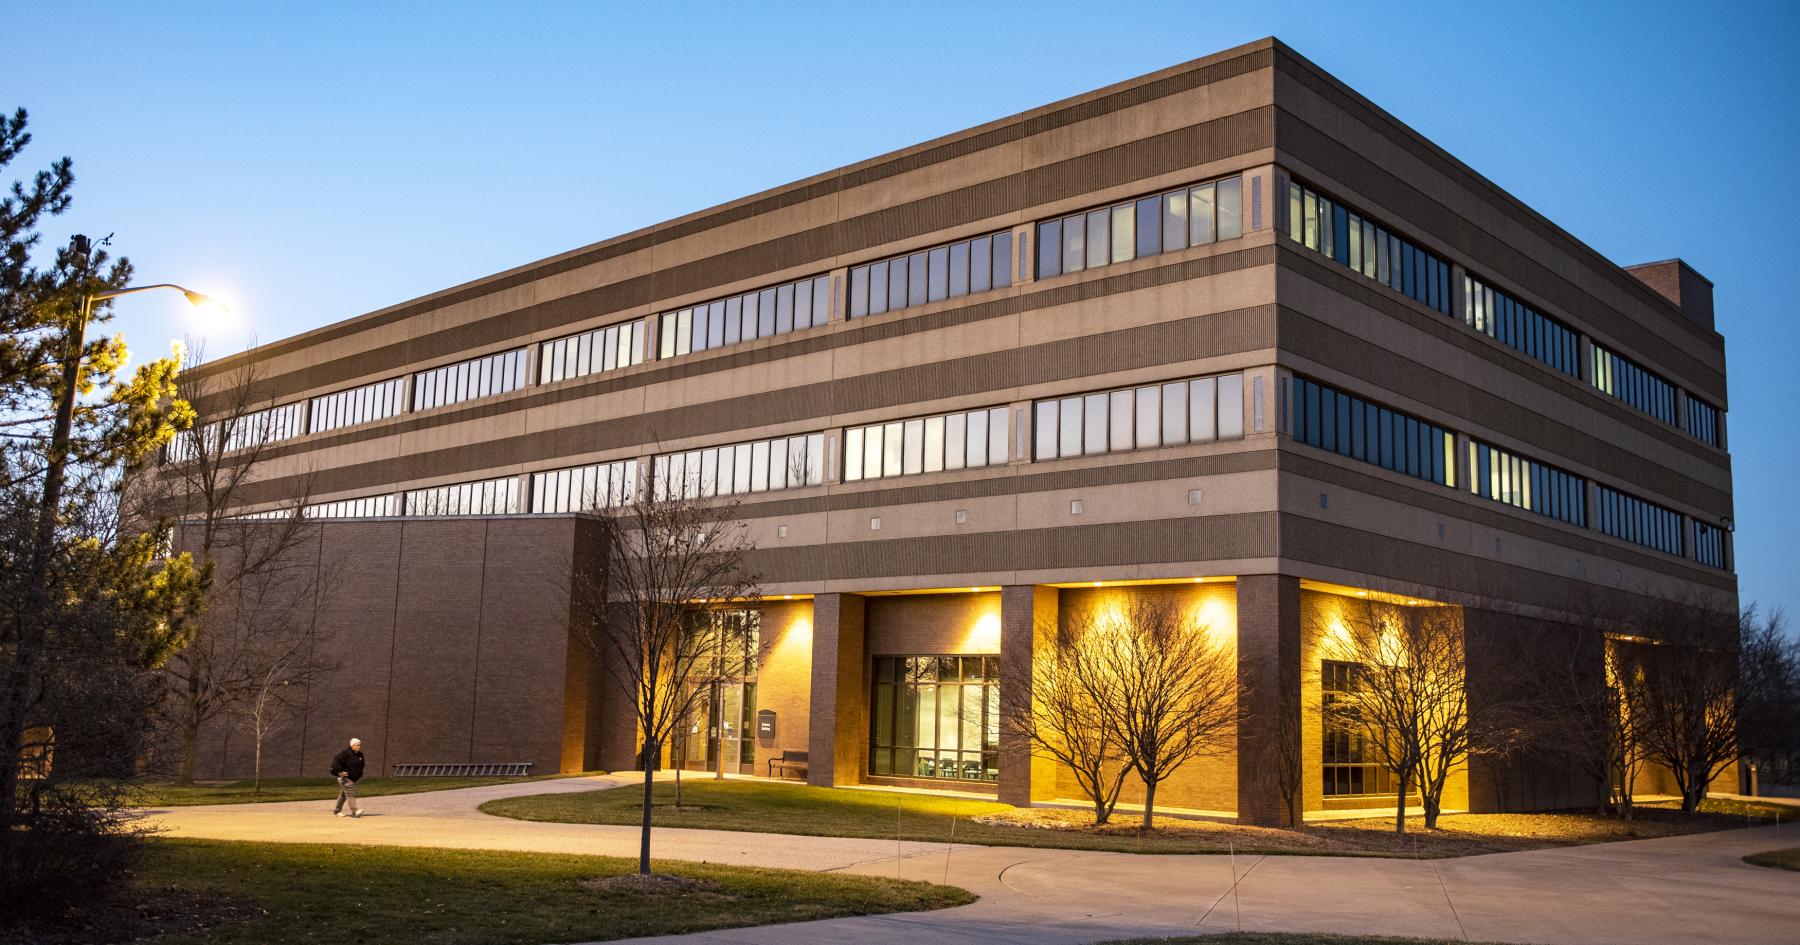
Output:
331,737,366,818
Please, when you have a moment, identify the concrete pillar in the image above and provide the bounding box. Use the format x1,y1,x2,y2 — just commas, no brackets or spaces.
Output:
807,593,866,787
1236,574,1302,826
998,584,1060,806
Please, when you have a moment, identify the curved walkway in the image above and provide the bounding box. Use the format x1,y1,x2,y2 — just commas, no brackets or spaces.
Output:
141,777,1800,945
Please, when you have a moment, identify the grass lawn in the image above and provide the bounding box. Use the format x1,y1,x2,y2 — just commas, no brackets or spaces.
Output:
131,772,598,806
1094,928,1504,936
480,779,1794,858
2,837,972,945
1744,847,1800,871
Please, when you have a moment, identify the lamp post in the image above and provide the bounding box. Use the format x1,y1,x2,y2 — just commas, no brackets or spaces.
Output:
33,233,223,564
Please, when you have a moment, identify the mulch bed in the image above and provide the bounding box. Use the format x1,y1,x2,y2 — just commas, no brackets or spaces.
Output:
0,884,261,945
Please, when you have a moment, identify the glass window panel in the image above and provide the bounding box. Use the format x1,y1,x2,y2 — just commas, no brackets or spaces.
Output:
776,283,794,334
813,277,831,326
1038,220,1062,278
868,260,889,315
845,427,865,481
1191,183,1216,245
1191,377,1217,442
769,438,789,490
863,425,882,482
1109,389,1134,452
733,444,752,494
741,292,760,340
1086,208,1110,269
883,421,904,478
1136,386,1161,449
1136,195,1161,259
806,434,824,484
949,241,970,298
923,416,945,472
1034,401,1058,460
908,252,929,307
1059,396,1082,457
707,302,725,349
724,296,743,345
946,412,967,469
750,439,770,492
967,409,989,467
1111,204,1134,264
758,288,777,337
992,231,1012,286
794,279,814,329
1215,176,1240,240
1062,213,1086,274
1217,374,1244,439
903,418,925,475
1161,381,1187,444
1163,190,1189,252
1083,393,1108,455
927,246,950,302
849,266,869,318
989,407,1008,465
970,236,992,292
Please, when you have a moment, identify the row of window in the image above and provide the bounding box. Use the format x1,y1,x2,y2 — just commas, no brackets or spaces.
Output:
844,406,1009,483
403,476,521,516
539,319,647,386
529,459,639,514
1035,175,1243,281
848,231,1014,319
311,378,407,435
1463,275,1581,378
1032,373,1243,462
1469,441,1587,528
1290,375,1456,488
1686,396,1722,448
651,432,829,502
1285,179,1453,317
1590,343,1677,427
1322,659,1397,797
166,400,310,462
413,348,529,413
658,274,834,360
1596,484,1684,557
869,655,999,782
308,495,400,519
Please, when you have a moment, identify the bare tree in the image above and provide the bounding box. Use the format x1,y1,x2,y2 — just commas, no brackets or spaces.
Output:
1525,621,1646,817
1617,591,1742,813
1738,608,1799,790
1075,596,1236,830
1322,599,1491,832
569,480,759,875
1002,616,1131,825
144,346,318,783
224,544,338,794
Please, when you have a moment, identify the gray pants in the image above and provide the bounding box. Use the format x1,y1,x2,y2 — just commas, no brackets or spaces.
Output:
334,776,359,815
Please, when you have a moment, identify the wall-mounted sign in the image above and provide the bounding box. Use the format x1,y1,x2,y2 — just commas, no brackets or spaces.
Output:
757,709,777,739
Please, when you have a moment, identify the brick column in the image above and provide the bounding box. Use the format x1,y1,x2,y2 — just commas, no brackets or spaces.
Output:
1236,574,1302,826
998,584,1059,806
807,593,866,787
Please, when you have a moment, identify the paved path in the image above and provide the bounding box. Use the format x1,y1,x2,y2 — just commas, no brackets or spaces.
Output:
141,777,1800,945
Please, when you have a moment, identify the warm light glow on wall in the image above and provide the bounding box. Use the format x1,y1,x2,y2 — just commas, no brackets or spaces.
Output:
961,611,1002,653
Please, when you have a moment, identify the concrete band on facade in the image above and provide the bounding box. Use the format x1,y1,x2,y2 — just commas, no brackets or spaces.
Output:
169,38,1734,824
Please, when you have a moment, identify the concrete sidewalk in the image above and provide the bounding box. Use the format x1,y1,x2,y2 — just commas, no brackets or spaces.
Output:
141,777,1800,945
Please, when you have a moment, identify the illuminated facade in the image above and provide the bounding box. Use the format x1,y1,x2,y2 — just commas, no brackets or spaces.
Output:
173,39,1733,822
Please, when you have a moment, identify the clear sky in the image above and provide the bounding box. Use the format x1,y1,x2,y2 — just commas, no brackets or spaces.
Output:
9,1,1796,619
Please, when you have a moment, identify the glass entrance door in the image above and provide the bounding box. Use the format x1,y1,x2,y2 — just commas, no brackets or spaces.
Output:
682,681,757,774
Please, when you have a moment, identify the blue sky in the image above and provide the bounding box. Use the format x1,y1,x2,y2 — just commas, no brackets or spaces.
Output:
9,1,1796,619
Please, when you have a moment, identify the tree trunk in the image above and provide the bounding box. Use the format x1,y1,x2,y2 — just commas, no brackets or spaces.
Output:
638,739,657,876
1141,777,1158,831
252,726,264,796
673,736,684,810
1422,783,1441,830
176,709,202,786
1395,773,1410,835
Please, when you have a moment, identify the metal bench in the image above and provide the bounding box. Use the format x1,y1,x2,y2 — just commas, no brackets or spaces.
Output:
392,762,534,777
766,749,808,780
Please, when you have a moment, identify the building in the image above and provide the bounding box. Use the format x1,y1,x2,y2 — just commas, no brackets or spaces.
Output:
169,38,1734,823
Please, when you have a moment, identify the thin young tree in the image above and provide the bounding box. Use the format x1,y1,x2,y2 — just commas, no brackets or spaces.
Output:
569,472,758,876
1322,599,1473,832
1001,616,1132,825
1525,621,1645,817
147,347,317,783
1737,608,1799,790
223,537,338,794
1079,596,1237,830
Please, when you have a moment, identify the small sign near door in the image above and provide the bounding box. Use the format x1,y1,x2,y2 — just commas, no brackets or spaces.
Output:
757,709,776,739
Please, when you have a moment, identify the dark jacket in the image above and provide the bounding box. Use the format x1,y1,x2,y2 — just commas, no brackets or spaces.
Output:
331,747,365,782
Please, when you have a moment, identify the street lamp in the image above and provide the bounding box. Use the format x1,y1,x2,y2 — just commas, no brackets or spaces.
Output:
33,234,225,559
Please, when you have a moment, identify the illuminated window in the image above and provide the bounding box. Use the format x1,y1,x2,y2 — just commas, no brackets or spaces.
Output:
1036,174,1243,279
869,656,998,782
1321,660,1397,797
1284,178,1452,316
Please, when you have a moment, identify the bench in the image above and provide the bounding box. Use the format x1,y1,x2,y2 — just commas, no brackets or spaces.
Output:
766,749,808,780
392,762,534,777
